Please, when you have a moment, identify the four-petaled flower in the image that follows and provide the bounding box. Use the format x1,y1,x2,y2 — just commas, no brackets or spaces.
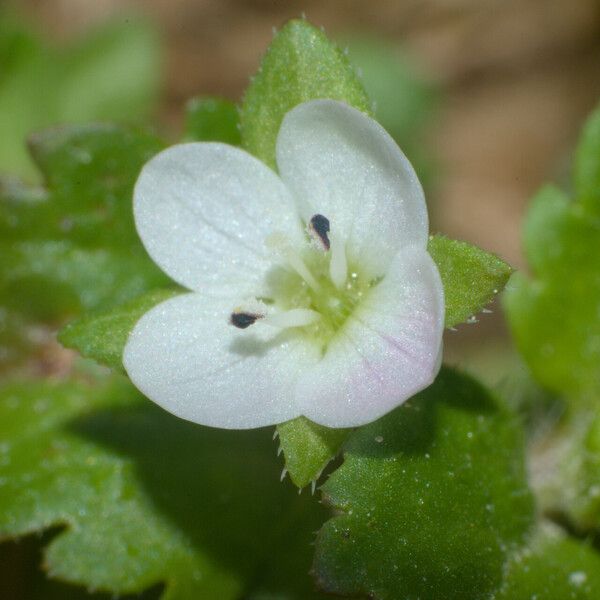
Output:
124,100,445,429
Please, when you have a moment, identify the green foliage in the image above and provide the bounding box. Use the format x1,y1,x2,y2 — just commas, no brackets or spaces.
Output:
59,289,181,371
0,12,160,180
240,19,372,169
343,36,437,185
0,124,168,324
504,159,600,402
575,103,600,214
498,526,600,600
184,97,241,145
313,368,534,599
0,375,327,599
343,37,435,145
276,417,350,489
428,234,512,328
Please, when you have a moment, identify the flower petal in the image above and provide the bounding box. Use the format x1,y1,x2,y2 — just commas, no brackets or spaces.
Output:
276,100,429,279
296,247,444,428
123,293,320,429
134,143,303,296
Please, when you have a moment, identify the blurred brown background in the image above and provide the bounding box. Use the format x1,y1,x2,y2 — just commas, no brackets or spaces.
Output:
16,0,600,378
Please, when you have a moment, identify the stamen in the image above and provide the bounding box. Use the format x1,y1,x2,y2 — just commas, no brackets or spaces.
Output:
308,214,331,251
230,311,262,329
329,235,348,289
230,299,267,329
266,232,321,292
263,309,321,329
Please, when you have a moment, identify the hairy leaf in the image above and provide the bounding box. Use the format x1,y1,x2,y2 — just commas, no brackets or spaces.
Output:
0,376,326,599
276,417,350,489
428,234,512,328
240,19,371,168
313,368,534,599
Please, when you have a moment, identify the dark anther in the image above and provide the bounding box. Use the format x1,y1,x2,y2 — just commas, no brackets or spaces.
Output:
230,312,261,329
309,214,331,251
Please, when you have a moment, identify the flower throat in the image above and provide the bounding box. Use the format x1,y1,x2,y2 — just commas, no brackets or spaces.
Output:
230,214,377,347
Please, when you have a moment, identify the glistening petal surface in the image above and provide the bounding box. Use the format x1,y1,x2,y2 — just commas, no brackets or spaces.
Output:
134,142,304,296
123,293,320,429
276,100,428,278
296,247,444,428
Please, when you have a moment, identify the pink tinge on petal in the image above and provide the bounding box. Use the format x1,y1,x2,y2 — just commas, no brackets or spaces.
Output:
296,247,444,428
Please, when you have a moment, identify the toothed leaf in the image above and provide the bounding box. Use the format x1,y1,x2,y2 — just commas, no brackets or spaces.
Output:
0,376,326,598
313,368,534,599
240,19,371,168
276,417,350,489
428,235,512,328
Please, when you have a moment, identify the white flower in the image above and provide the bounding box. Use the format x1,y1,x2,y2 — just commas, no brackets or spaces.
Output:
123,99,444,429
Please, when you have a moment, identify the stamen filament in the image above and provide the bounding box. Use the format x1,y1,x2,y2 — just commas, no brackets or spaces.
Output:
265,232,321,292
264,309,321,329
329,235,348,289
285,250,321,292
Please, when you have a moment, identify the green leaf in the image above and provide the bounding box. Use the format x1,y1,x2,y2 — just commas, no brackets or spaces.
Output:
313,367,534,600
276,417,350,489
342,36,436,144
498,525,600,599
0,241,168,320
0,14,160,180
0,375,327,599
59,289,181,371
0,124,168,321
342,36,437,186
504,182,600,401
184,97,241,145
574,102,600,213
428,234,512,328
28,123,163,247
240,19,371,168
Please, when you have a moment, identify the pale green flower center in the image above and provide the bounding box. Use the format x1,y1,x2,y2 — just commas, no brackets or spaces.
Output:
230,214,380,352
267,250,374,346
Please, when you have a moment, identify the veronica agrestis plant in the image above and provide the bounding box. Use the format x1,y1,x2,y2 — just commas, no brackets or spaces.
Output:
5,18,598,600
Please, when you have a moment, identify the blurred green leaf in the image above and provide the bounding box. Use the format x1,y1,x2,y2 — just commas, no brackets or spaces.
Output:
575,102,600,214
184,97,241,145
498,526,600,599
0,14,161,180
313,367,534,599
0,375,326,599
343,36,437,184
428,234,512,328
240,19,371,169
504,185,600,402
0,124,168,323
276,417,350,489
59,289,181,371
